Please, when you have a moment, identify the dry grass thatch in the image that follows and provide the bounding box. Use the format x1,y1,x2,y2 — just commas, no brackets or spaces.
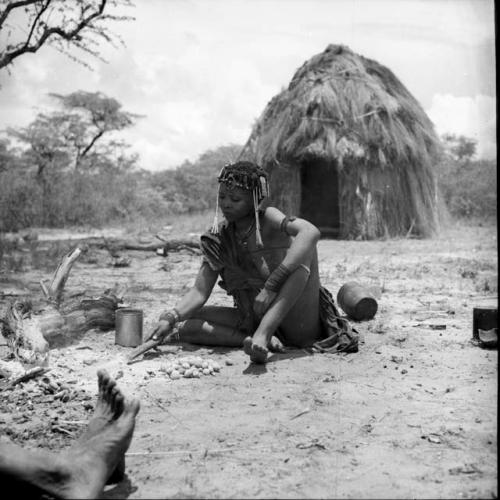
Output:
241,44,442,239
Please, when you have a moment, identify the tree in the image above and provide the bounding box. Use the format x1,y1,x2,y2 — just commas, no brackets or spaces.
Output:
441,133,477,163
151,144,243,213
0,0,135,71
0,137,23,172
8,90,141,177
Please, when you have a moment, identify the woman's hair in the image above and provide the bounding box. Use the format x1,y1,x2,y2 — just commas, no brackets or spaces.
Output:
217,161,269,203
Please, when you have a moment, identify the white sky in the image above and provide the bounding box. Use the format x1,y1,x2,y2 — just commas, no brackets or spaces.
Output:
0,0,496,170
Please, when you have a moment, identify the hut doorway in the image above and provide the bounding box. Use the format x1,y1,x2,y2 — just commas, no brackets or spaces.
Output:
300,158,339,237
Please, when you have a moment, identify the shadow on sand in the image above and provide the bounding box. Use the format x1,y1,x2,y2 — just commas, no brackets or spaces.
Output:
242,348,314,375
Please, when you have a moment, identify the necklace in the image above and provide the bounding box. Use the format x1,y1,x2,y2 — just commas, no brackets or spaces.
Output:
235,220,255,248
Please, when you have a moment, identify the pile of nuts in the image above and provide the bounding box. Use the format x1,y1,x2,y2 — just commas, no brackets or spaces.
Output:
159,356,221,380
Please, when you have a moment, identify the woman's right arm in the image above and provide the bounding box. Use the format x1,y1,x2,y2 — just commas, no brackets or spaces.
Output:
148,262,219,341
169,261,219,319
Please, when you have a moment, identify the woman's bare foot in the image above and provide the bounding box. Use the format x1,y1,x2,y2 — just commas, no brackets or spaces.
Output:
268,335,285,353
243,336,269,364
0,370,140,499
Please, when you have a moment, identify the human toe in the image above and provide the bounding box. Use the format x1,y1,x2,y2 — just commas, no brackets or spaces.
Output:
243,336,253,356
250,344,268,364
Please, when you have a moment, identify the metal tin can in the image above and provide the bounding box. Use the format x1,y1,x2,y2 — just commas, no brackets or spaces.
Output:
472,307,497,340
115,308,143,347
337,281,378,321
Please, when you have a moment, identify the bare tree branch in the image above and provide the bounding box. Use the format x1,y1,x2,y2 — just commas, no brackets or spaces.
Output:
0,0,134,70
0,0,38,29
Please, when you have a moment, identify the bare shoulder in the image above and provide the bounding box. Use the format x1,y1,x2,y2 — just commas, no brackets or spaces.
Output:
261,206,286,228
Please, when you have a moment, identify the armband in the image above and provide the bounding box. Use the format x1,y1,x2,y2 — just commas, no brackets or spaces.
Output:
280,215,297,236
264,264,292,293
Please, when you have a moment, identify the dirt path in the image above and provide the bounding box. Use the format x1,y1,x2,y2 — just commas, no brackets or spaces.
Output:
0,222,497,499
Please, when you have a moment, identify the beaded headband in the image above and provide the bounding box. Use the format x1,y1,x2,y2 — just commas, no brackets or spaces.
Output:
211,162,270,248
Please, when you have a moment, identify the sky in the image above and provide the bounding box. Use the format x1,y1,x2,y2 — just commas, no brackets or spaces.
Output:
0,0,496,170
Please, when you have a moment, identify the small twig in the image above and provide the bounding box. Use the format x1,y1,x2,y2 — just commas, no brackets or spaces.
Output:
290,407,311,420
155,234,168,243
58,420,87,426
51,425,75,437
7,367,50,388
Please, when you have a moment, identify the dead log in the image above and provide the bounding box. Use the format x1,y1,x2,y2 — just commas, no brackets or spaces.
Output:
40,246,85,305
0,247,124,365
1,300,51,365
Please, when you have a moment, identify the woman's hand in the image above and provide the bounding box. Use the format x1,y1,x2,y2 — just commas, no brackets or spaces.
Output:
146,319,173,342
253,288,277,318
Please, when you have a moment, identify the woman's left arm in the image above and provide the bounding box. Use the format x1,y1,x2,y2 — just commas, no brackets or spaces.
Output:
264,206,321,271
252,207,320,317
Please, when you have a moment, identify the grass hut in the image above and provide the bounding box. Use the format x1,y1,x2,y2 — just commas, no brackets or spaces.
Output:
241,44,441,239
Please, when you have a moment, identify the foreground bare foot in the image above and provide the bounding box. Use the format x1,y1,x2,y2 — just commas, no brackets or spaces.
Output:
16,370,140,499
78,370,125,484
58,394,140,498
80,370,122,439
243,336,268,364
59,369,140,498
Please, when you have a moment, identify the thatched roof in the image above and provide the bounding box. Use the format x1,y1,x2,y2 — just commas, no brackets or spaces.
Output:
244,44,440,168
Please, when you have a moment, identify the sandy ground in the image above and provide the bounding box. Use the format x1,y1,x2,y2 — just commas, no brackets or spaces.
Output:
0,221,497,499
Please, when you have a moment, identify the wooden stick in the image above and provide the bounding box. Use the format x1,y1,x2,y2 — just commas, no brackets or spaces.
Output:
126,339,162,364
7,367,50,388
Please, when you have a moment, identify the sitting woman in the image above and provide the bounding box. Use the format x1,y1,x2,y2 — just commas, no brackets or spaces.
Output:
147,161,357,363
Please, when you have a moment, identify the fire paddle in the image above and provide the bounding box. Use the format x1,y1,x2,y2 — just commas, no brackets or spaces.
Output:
126,339,162,364
126,330,178,364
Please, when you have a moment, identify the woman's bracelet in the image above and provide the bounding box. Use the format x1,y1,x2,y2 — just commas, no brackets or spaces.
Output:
159,307,181,326
264,263,291,293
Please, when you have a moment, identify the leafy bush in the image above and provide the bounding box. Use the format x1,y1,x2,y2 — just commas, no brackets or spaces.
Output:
150,144,242,214
437,158,497,220
0,143,243,231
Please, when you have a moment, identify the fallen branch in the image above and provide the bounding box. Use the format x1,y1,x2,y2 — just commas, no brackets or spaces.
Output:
40,236,201,253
